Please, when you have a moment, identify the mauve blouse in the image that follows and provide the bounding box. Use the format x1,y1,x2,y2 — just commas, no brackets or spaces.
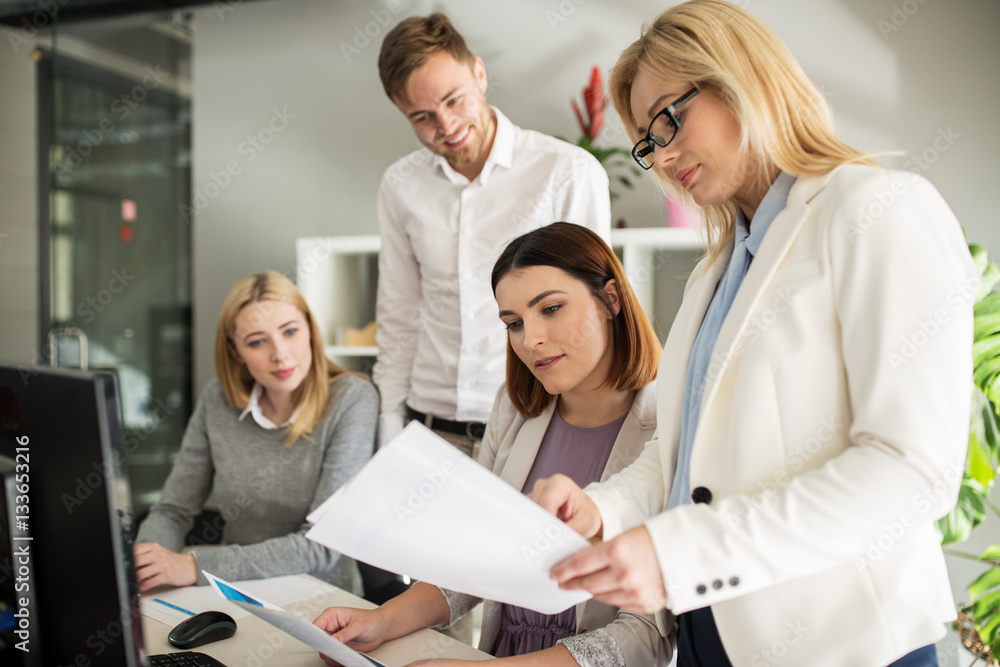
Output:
492,406,626,657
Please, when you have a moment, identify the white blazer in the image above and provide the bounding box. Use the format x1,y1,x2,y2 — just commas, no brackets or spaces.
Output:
586,165,977,667
476,383,673,665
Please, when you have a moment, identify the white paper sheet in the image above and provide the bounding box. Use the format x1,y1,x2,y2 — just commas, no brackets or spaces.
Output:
139,575,338,623
203,572,385,667
228,601,385,667
306,422,592,615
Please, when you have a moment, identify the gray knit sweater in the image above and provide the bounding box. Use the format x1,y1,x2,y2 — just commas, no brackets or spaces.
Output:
136,374,378,594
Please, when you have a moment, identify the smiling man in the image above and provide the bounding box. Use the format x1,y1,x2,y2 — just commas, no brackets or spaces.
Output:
372,13,611,463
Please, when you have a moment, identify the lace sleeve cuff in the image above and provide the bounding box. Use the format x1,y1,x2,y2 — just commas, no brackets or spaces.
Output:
433,586,482,628
558,629,627,667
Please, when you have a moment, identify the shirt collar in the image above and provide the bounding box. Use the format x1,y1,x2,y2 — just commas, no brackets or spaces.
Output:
434,106,512,186
738,170,797,258
238,382,302,430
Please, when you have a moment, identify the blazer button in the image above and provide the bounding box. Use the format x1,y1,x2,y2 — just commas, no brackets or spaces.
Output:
729,576,740,587
712,579,724,590
692,487,713,504
696,584,707,595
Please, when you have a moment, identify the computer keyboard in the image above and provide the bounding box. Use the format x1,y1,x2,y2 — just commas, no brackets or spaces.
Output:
148,651,228,666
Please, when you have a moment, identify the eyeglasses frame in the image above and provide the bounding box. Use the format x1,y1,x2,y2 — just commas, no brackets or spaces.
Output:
631,87,700,170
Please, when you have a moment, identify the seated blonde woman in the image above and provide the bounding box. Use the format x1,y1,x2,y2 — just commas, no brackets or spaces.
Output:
134,270,378,594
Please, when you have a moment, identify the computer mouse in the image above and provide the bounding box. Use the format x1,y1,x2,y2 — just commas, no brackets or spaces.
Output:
168,610,237,649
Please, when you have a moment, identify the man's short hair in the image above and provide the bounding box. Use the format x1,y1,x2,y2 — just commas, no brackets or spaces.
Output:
378,12,475,104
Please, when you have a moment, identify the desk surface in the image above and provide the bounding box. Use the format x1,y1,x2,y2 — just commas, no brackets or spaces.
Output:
142,578,492,666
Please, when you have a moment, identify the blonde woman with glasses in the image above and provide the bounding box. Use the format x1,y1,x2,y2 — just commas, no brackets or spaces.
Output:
530,2,977,665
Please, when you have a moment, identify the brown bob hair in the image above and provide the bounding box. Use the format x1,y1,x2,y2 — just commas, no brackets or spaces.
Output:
378,12,475,104
491,223,660,418
215,270,355,447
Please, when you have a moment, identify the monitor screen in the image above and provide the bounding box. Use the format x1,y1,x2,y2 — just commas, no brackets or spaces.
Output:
0,364,145,666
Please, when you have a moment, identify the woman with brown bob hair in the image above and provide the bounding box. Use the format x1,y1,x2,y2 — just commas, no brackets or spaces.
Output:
135,270,378,595
314,223,671,665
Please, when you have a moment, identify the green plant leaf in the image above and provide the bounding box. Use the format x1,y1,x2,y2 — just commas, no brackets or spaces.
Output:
976,291,1000,316
940,497,974,545
981,400,1000,465
968,432,996,487
974,355,1000,390
940,477,988,545
972,590,1000,649
970,568,1000,601
975,312,1000,341
980,265,1000,300
979,611,1000,650
974,336,1000,370
981,545,1000,561
988,373,1000,410
970,244,988,274
974,593,1000,632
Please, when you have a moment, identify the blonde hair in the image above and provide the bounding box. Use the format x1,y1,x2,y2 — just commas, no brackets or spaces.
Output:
214,270,358,447
609,0,880,264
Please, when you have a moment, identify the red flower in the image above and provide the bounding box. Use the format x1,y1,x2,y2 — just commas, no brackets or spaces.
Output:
572,65,606,142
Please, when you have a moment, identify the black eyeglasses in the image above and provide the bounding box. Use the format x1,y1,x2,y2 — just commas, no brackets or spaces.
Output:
631,87,700,170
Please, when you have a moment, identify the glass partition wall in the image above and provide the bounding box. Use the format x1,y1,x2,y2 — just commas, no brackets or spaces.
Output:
39,13,193,511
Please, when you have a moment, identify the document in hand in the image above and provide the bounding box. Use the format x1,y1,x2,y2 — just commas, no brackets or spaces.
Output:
204,571,385,667
306,422,592,615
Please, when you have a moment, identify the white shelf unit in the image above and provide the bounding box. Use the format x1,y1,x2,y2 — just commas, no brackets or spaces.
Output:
296,227,704,363
296,235,380,370
323,345,379,357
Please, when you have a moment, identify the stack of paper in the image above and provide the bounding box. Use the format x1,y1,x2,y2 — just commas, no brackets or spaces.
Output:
306,422,592,615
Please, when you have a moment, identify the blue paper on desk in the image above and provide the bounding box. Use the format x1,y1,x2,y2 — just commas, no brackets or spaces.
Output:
305,421,592,615
205,571,385,667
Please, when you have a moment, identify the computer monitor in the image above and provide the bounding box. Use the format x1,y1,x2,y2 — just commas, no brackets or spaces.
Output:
0,364,145,666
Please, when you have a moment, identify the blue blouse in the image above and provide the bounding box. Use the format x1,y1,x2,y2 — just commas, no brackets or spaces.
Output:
667,171,797,510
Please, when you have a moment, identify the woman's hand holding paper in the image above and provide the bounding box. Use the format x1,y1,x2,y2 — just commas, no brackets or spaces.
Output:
313,606,389,663
551,525,668,614
527,473,603,539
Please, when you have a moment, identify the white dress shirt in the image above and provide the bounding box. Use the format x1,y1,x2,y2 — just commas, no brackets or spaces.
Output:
373,107,611,444
238,382,302,430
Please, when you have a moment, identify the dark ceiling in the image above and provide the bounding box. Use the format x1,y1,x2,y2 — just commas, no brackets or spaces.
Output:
0,0,261,27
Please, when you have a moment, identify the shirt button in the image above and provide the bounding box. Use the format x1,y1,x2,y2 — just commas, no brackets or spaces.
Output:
696,584,707,595
729,576,740,587
712,579,724,590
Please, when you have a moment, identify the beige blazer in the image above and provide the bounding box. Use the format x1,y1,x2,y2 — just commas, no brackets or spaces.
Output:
586,164,978,666
475,382,673,665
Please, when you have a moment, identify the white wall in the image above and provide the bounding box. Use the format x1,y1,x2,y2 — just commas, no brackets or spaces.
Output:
190,6,1000,658
0,34,41,365
191,0,1000,389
